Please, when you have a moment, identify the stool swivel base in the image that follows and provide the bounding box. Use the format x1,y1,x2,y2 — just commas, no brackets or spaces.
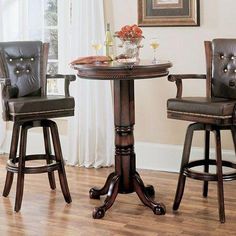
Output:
3,119,72,212
173,123,236,223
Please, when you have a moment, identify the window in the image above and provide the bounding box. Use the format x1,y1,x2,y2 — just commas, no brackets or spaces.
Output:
1,0,72,94
28,0,59,94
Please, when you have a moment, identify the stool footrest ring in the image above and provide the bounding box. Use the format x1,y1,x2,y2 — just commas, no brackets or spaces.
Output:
183,159,236,181
6,155,61,174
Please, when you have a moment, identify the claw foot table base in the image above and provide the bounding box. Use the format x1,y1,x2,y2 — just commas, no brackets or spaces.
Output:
74,60,172,219
90,171,166,219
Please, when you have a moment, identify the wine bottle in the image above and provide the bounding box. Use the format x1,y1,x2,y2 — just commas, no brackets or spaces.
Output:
105,23,113,58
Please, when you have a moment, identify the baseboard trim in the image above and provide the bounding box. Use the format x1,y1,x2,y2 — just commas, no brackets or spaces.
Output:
135,142,235,172
1,133,235,173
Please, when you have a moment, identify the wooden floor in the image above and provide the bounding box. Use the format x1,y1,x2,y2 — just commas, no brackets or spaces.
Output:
0,156,236,235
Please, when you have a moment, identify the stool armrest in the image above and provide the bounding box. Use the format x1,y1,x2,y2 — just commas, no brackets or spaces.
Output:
168,74,206,98
46,74,76,97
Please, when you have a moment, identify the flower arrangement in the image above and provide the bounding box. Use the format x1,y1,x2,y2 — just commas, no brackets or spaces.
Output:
114,24,144,43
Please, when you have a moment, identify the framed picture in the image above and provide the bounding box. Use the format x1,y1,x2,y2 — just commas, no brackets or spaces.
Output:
138,0,200,27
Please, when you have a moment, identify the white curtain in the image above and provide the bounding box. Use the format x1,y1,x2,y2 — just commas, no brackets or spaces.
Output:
0,0,114,166
66,0,114,167
0,0,8,150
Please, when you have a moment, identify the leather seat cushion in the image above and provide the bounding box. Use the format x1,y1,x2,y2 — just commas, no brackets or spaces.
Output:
167,97,236,118
8,95,74,119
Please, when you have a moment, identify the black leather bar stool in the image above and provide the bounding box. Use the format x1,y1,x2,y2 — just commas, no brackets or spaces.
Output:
167,39,236,223
0,41,75,211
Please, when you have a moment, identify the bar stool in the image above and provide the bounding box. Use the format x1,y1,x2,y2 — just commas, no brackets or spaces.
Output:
167,39,236,223
0,41,75,211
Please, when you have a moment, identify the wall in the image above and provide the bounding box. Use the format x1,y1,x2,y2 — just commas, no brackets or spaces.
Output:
103,0,236,170
104,0,236,147
2,1,236,172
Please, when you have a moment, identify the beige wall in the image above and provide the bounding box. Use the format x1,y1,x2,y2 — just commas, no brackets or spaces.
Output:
4,1,236,155
104,0,236,149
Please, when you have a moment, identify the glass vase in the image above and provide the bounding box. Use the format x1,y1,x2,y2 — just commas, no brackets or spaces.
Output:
121,39,142,61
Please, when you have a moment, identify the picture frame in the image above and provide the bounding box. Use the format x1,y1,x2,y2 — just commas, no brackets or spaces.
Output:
138,0,200,27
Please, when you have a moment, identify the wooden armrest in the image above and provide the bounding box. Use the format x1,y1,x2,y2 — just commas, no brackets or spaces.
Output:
46,74,76,97
168,74,206,98
168,74,206,82
46,74,76,81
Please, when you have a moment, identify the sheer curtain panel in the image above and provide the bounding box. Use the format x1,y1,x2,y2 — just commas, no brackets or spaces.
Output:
0,0,8,150
67,0,114,167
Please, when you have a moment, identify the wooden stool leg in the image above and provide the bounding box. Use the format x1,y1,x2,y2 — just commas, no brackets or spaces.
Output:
15,125,28,212
203,130,210,197
43,127,56,190
173,123,198,211
214,128,225,223
231,125,236,160
3,123,20,197
50,121,72,203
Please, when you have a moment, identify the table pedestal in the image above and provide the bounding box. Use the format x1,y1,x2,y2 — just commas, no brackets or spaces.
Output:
89,79,166,219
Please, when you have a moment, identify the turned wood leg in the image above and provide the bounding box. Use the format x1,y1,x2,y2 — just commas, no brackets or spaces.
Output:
15,124,27,212
214,128,225,223
203,130,210,197
89,172,116,199
133,173,165,215
231,125,236,162
50,121,72,203
92,175,120,219
173,123,198,211
43,127,56,190
3,123,20,197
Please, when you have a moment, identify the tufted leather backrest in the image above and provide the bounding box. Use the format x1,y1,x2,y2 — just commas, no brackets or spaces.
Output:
212,39,236,99
0,41,48,98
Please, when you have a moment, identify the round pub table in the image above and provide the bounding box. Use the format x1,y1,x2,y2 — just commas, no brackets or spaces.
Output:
74,60,172,219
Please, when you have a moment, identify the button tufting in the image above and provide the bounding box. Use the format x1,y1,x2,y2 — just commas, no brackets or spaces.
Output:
229,80,235,87
30,57,34,61
224,68,228,73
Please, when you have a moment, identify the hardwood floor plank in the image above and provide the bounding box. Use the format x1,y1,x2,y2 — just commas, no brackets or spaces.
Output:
0,155,236,235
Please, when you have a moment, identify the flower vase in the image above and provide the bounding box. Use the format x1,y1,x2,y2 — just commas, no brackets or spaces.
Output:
121,39,142,61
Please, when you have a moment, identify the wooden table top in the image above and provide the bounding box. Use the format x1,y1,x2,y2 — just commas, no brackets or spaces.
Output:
73,59,172,80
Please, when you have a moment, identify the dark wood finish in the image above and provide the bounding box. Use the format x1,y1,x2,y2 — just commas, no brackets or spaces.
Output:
3,123,20,197
75,60,172,218
214,128,225,223
168,74,206,98
3,119,72,212
50,121,72,203
167,111,233,126
203,130,210,197
43,127,56,190
173,123,197,211
204,41,213,98
172,123,236,223
169,41,236,223
74,60,172,80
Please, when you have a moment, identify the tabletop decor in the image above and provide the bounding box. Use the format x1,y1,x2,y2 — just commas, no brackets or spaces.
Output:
114,24,144,61
138,0,200,27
